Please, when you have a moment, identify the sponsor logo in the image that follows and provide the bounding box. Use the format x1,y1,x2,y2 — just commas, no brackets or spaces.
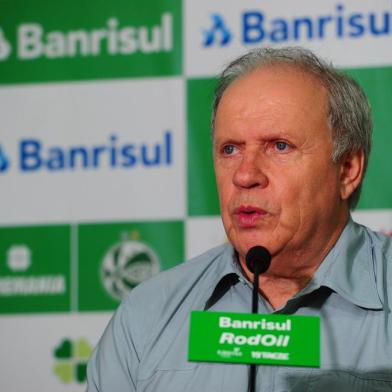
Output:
0,244,66,296
0,28,11,61
202,4,392,47
7,244,31,272
203,14,232,47
0,144,11,173
1,131,172,174
53,338,93,384
0,13,173,62
101,231,160,301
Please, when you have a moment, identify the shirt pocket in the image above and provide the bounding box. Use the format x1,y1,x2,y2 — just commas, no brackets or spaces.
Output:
306,370,392,392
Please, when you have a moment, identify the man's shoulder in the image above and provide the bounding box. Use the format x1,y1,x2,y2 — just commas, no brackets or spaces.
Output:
360,222,392,257
113,243,232,355
357,222,392,303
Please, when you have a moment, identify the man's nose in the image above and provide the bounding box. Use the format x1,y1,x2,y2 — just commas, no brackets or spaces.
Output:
232,151,268,189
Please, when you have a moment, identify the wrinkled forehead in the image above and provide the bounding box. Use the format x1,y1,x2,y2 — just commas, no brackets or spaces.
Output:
214,64,330,134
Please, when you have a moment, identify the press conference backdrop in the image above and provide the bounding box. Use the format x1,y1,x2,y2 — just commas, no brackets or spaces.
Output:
0,0,391,390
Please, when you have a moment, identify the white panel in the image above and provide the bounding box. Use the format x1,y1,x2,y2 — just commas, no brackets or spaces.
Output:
186,215,227,259
352,209,392,235
185,0,392,77
0,78,185,224
0,312,112,392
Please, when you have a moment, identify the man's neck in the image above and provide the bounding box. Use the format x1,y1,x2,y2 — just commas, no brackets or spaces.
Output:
259,275,311,310
239,214,349,310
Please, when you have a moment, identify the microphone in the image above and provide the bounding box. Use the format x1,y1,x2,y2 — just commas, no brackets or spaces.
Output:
246,245,271,276
245,246,271,392
245,245,271,315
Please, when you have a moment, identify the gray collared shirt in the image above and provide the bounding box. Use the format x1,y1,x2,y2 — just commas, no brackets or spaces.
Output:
87,219,392,391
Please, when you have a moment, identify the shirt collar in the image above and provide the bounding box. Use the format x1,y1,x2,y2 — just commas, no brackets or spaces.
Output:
205,217,383,311
292,217,383,310
203,245,240,309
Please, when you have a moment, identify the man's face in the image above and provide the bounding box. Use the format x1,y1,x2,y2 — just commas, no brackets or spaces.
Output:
214,65,348,269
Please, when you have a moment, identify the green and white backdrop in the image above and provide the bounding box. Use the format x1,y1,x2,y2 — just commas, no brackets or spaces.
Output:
0,0,391,390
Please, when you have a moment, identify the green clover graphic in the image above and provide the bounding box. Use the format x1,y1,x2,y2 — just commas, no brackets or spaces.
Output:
53,338,93,384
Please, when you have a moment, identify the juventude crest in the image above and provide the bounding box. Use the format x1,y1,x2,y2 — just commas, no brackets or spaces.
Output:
101,231,160,301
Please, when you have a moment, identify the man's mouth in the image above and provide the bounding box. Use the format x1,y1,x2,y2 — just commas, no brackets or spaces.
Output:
233,206,268,227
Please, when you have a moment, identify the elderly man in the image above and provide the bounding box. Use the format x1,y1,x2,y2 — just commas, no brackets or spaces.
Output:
87,47,392,391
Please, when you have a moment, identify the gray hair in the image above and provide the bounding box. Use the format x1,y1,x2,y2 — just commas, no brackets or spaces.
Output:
212,47,372,210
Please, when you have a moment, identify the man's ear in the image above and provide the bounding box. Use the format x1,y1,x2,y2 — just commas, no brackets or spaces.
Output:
339,150,365,201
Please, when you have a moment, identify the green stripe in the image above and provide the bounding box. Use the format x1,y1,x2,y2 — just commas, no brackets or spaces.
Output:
0,0,182,84
187,78,220,216
345,66,392,209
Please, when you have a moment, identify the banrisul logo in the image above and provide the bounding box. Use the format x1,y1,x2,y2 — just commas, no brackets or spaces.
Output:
0,28,11,61
203,14,232,47
3,13,172,61
202,4,392,47
3,131,172,174
0,144,11,173
53,338,93,384
101,231,161,301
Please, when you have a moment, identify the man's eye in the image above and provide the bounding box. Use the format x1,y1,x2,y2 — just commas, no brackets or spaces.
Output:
275,141,290,151
222,145,236,155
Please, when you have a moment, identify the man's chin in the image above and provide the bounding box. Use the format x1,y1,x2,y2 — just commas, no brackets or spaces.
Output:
229,234,275,259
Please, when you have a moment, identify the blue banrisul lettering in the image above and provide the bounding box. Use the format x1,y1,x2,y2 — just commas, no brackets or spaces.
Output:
121,144,137,167
243,11,264,43
140,131,172,166
20,139,42,171
47,147,64,170
69,146,89,169
293,18,313,40
348,14,365,37
270,19,288,42
141,144,160,166
109,135,117,167
164,131,172,164
336,4,345,38
369,12,390,35
317,16,333,39
239,6,392,45
92,146,106,168
18,131,173,173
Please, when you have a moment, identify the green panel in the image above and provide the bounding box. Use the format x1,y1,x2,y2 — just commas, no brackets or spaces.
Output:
0,224,71,313
187,78,220,216
189,311,320,367
345,66,392,209
78,220,184,311
0,0,182,84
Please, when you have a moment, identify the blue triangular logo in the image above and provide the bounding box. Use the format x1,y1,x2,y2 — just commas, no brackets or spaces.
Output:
203,14,232,47
0,144,11,173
